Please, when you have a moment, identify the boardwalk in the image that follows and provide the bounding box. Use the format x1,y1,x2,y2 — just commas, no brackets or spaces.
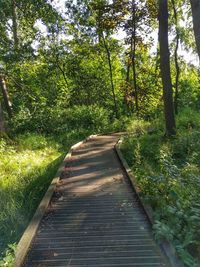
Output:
24,134,168,267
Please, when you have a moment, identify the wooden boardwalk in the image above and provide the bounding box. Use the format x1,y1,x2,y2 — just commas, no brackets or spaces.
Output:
24,134,168,267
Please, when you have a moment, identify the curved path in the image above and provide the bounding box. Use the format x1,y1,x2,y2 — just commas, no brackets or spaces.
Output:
24,134,168,267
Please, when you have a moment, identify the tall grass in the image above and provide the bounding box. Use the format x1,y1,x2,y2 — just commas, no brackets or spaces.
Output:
0,134,62,263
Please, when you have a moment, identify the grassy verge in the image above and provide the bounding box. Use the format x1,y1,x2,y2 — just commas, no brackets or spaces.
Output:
121,108,200,267
0,130,90,266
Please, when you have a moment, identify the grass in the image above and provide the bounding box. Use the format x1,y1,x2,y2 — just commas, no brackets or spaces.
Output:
0,129,90,266
121,108,200,267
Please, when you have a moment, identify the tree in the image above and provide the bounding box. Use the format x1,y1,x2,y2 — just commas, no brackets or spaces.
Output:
158,0,176,136
124,0,140,113
0,75,13,118
123,0,152,114
91,0,128,118
65,0,127,118
190,0,200,63
171,0,180,114
12,0,19,54
101,33,118,118
0,102,5,133
130,0,138,112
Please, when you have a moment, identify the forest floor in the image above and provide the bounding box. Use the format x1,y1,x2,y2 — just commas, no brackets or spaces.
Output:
24,134,168,267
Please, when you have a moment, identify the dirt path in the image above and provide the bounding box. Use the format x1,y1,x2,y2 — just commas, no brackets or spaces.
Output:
24,134,168,267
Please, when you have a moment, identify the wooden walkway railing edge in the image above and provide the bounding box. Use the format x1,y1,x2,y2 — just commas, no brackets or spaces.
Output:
115,138,185,267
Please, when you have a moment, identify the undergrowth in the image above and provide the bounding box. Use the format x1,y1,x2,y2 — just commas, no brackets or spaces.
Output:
121,108,200,267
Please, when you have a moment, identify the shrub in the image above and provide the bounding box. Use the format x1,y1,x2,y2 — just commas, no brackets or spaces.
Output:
10,105,114,134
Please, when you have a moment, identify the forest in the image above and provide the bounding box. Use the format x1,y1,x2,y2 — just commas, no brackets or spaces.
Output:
0,0,200,266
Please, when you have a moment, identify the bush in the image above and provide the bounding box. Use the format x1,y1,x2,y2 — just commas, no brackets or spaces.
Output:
16,133,48,150
10,105,114,134
177,108,200,130
127,119,152,135
61,105,111,132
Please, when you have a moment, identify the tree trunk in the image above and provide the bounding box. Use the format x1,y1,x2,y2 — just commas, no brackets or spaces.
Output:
124,61,133,113
171,0,180,114
102,33,118,118
55,60,69,88
130,0,138,112
154,34,160,89
126,60,130,83
190,0,200,63
0,76,13,118
12,0,19,53
158,0,176,136
0,102,5,133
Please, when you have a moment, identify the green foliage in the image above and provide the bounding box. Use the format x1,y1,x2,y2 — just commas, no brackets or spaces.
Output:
121,108,200,266
0,134,62,257
127,119,152,135
60,105,110,133
16,133,49,150
0,244,16,267
10,105,120,134
178,66,200,109
177,107,200,130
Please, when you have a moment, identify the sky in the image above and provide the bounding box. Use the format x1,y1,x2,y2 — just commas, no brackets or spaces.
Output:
41,0,199,66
